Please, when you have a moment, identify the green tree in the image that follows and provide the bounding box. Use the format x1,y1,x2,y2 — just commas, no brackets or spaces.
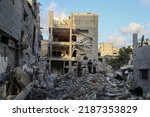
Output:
107,46,132,70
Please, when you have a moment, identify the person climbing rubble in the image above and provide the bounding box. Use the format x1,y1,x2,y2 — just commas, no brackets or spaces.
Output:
88,59,93,73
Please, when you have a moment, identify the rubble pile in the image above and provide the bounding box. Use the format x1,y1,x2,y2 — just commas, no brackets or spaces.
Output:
0,58,145,100
96,62,112,74
0,56,50,100
15,57,52,100
46,72,134,100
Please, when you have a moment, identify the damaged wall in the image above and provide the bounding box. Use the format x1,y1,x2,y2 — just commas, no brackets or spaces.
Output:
72,13,98,61
0,0,22,40
0,34,17,75
134,45,150,94
21,0,41,55
0,55,7,75
52,44,70,59
0,0,22,74
0,0,42,74
0,43,7,75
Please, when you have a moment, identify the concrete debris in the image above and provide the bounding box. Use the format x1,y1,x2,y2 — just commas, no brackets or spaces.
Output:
22,64,33,78
45,72,132,100
10,67,31,89
0,56,147,100
15,82,33,100
96,62,112,74
27,88,48,100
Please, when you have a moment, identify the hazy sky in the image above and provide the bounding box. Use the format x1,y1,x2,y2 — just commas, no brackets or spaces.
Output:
39,0,150,47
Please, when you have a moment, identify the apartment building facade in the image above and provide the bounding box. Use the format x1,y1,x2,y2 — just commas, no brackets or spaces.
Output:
0,0,42,77
133,34,150,94
49,11,98,74
99,43,119,57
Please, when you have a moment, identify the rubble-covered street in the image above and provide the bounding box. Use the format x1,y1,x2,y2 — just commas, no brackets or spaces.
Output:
0,56,147,100
1,0,150,100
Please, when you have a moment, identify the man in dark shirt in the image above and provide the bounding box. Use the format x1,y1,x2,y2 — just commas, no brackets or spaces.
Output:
88,59,92,73
93,59,97,74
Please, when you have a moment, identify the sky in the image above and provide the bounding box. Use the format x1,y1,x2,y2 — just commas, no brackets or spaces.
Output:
38,0,150,48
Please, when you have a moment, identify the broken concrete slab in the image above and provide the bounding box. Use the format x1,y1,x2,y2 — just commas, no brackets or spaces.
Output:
10,67,31,89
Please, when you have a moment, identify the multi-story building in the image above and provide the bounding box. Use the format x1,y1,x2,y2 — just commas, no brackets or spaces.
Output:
21,0,42,58
49,11,98,74
133,34,150,94
0,0,22,76
99,43,119,57
0,0,42,77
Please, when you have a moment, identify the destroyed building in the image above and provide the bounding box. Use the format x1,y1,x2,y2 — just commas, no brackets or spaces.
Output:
20,0,42,64
0,0,22,76
48,11,98,74
0,0,42,76
0,0,42,99
133,34,150,95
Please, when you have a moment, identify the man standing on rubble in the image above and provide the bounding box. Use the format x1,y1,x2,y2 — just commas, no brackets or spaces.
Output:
93,59,97,74
88,59,92,73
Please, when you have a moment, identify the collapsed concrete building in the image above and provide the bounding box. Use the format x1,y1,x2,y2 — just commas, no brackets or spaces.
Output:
48,11,98,74
0,0,22,76
133,34,150,95
0,0,42,76
0,0,42,99
21,0,42,56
